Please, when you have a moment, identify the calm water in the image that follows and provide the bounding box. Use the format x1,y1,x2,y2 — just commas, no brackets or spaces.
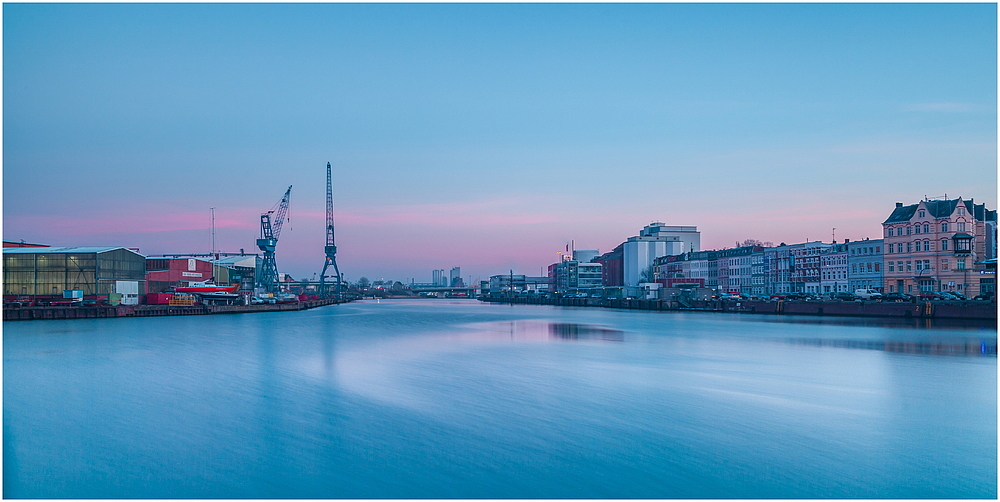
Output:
4,300,996,498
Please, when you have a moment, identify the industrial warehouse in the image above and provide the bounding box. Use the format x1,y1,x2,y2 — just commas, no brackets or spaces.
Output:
3,164,349,319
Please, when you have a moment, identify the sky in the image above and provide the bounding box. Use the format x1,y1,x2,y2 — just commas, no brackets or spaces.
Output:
3,3,997,285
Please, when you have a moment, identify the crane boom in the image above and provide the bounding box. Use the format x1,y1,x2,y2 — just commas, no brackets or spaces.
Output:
256,185,292,292
272,186,291,240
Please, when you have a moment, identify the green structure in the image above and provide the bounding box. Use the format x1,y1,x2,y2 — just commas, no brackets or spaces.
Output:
3,246,146,297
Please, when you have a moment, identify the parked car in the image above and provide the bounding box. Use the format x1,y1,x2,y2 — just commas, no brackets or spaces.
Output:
720,293,744,300
940,291,968,301
918,292,943,300
854,289,883,300
973,292,995,301
768,294,787,301
832,292,857,301
883,292,913,302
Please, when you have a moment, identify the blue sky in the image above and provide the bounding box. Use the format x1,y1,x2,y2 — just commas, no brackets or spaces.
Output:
3,3,996,284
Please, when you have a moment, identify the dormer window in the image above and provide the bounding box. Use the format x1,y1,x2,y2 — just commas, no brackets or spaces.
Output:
958,207,965,216
919,210,926,218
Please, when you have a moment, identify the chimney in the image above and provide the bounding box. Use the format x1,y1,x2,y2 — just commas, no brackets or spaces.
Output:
844,239,850,243
895,202,903,208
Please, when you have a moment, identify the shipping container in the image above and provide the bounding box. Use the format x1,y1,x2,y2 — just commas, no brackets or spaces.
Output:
145,292,174,305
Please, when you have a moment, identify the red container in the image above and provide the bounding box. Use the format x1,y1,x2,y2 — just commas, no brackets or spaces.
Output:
146,292,174,305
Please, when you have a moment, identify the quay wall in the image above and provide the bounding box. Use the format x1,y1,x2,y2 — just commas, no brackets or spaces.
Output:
3,298,348,321
480,296,997,321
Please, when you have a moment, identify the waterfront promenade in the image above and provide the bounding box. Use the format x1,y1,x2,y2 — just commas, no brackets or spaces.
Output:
480,295,998,320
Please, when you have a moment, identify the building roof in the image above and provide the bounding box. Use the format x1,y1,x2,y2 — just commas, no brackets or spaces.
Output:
2,240,49,248
2,246,142,255
951,232,973,239
208,255,258,267
884,198,995,224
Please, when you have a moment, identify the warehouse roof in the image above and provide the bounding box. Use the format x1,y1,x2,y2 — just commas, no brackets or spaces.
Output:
2,246,143,255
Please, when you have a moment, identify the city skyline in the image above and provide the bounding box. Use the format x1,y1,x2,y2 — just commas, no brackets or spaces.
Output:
3,3,996,282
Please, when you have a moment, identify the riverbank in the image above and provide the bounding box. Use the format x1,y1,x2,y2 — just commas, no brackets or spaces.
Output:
2,297,349,321
479,295,997,321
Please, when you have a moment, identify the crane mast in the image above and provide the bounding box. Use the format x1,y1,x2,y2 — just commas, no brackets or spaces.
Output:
257,185,292,293
319,162,342,298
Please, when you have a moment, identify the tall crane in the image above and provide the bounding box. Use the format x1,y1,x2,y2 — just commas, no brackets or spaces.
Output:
319,162,343,298
257,185,292,292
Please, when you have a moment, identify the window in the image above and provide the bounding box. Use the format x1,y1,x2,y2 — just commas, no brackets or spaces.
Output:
915,225,921,234
888,262,894,272
875,246,880,253
941,239,948,251
957,258,966,270
852,264,857,273
942,223,948,232
923,224,929,233
907,226,912,235
924,241,930,251
897,261,903,272
906,261,912,272
958,207,965,216
941,259,949,271
907,243,912,253
915,261,922,271
874,263,880,272
919,210,926,218
957,222,966,231
887,228,893,237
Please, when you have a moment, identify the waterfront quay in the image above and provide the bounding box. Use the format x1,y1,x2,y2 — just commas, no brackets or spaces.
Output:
480,294,998,321
2,297,348,321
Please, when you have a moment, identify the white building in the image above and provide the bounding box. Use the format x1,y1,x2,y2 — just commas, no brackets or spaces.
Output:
622,223,700,287
820,243,850,294
432,269,447,287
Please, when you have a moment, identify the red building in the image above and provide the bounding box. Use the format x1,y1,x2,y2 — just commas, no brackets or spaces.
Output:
593,244,624,287
145,258,216,293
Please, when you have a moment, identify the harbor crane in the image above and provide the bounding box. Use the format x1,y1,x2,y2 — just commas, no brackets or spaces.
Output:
257,185,292,292
319,162,343,298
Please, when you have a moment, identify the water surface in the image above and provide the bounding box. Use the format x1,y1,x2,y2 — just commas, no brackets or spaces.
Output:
4,300,996,498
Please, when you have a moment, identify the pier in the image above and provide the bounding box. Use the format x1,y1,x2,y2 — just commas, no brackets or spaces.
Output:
2,298,349,321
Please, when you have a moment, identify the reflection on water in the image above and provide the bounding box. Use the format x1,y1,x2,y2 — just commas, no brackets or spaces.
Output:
3,300,996,499
548,322,624,341
785,337,997,356
739,313,996,331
